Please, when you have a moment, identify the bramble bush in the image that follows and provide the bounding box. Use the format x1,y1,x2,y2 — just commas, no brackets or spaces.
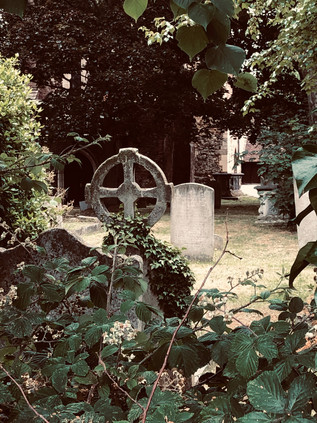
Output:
0,229,317,422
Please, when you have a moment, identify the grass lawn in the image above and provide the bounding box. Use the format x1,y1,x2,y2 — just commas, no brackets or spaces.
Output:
64,196,315,314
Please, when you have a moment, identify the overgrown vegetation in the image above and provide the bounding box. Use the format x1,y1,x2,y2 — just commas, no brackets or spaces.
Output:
103,213,195,317
0,238,316,422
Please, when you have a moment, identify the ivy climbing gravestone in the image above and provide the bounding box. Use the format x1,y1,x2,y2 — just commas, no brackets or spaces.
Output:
85,148,172,226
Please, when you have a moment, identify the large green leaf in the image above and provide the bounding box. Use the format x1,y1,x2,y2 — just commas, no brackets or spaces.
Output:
289,241,317,287
234,72,258,92
173,0,196,8
176,25,209,60
255,334,278,361
237,412,273,422
192,69,227,100
287,375,314,414
209,315,227,335
0,0,26,17
207,8,230,44
205,44,246,75
236,347,258,378
52,366,69,393
188,3,215,30
123,0,147,22
170,0,186,17
292,146,317,197
247,371,286,414
211,0,235,17
168,344,200,376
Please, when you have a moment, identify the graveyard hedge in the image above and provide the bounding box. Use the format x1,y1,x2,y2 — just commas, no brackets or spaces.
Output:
103,213,195,317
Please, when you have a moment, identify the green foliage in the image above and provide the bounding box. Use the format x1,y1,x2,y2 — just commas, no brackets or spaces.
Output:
256,113,316,218
103,213,195,317
241,0,317,115
0,54,58,246
1,250,316,422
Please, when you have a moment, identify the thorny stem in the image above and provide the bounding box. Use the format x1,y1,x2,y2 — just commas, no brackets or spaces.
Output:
0,364,50,423
107,236,118,316
141,224,230,423
98,355,145,412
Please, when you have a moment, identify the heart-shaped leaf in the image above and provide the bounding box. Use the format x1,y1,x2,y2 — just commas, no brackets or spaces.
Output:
192,69,227,100
123,0,147,22
176,25,209,60
188,3,215,30
206,44,246,75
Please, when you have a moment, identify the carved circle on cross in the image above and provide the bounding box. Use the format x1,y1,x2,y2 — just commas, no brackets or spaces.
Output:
85,148,172,227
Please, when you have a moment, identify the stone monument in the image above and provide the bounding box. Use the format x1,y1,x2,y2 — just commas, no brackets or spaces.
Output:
170,183,214,260
85,148,172,227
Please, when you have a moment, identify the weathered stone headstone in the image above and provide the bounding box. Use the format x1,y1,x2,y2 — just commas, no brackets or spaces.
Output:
170,183,214,260
85,148,172,227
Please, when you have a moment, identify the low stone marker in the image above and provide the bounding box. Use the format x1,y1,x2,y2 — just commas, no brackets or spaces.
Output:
170,183,214,260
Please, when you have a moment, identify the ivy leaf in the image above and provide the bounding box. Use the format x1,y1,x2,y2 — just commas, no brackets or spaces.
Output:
0,0,27,17
247,371,286,414
211,0,235,17
123,0,147,22
176,25,209,60
206,44,245,75
188,3,215,30
234,72,258,92
289,241,317,287
192,69,227,100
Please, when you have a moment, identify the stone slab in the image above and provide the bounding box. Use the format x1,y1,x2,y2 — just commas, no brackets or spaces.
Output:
171,183,214,260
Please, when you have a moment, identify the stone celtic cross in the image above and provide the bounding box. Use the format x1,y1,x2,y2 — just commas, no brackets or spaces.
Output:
85,148,172,227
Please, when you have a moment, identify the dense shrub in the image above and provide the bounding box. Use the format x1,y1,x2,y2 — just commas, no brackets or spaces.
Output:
0,54,59,247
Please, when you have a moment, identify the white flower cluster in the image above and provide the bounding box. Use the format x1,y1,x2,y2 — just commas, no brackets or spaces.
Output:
198,294,233,322
0,285,17,307
21,372,43,394
102,320,137,345
305,324,317,340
